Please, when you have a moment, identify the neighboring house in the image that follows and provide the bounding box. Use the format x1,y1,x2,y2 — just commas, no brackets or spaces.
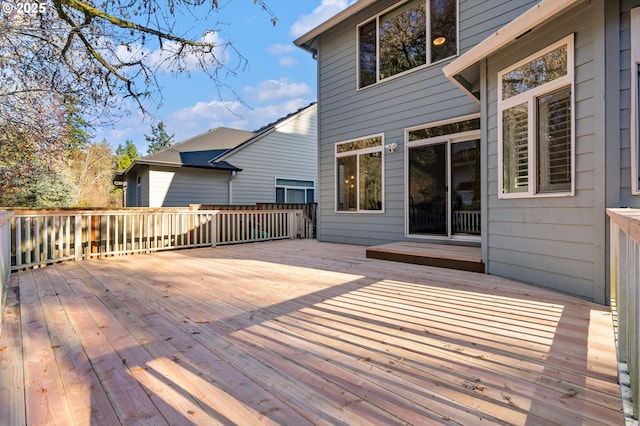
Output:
295,0,640,304
115,103,317,207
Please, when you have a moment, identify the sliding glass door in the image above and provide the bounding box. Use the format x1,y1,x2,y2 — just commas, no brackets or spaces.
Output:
407,138,480,238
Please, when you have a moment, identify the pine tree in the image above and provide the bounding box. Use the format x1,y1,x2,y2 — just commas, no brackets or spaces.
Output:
145,122,175,155
115,140,140,171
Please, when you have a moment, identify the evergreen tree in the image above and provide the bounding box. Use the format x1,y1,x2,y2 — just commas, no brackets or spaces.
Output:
115,140,140,171
145,121,175,155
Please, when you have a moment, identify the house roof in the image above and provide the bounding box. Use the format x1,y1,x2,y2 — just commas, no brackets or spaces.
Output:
114,127,254,181
442,0,583,100
115,103,318,183
211,102,317,165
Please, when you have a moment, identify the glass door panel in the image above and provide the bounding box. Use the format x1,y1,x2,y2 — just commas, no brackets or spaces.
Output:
451,139,481,236
408,143,448,235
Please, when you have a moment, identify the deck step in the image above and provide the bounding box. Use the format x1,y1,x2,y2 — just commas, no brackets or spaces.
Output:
366,242,485,273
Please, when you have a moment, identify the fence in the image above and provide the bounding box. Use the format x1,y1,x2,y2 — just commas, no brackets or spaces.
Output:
0,211,13,328
9,208,311,271
195,202,317,238
607,208,640,420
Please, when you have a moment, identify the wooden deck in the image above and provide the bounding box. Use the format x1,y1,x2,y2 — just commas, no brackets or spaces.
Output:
0,240,623,425
366,242,485,273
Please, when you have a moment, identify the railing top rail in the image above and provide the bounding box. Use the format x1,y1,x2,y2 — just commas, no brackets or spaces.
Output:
607,208,640,244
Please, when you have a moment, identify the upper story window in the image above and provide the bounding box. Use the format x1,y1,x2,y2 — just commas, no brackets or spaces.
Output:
358,0,458,89
498,35,574,198
336,135,384,212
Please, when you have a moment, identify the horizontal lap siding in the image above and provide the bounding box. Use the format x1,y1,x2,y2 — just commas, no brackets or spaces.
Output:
229,106,318,205
316,0,532,245
486,4,606,302
149,167,229,207
619,1,639,207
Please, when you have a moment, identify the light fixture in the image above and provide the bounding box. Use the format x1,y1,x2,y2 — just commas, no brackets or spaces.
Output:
433,36,446,46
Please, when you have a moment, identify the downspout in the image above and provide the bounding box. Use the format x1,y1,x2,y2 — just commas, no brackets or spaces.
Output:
228,170,237,204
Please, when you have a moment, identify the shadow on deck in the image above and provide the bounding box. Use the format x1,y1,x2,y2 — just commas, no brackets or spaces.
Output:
0,240,622,425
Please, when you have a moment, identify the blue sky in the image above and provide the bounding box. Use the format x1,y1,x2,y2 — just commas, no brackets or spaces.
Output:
96,0,355,153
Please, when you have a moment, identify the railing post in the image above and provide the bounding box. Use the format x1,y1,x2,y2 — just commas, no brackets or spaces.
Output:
74,214,83,262
211,212,218,247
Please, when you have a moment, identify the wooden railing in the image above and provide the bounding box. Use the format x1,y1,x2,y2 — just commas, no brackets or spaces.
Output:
9,208,311,271
607,208,640,420
453,210,481,234
0,211,13,326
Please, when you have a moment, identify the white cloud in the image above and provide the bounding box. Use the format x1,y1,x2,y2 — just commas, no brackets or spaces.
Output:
278,56,298,67
243,78,312,102
266,44,296,55
166,97,313,138
289,0,357,38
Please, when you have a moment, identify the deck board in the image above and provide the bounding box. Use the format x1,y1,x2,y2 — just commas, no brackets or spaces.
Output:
0,240,623,425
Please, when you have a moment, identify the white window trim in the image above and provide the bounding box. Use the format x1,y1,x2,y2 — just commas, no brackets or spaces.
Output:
355,0,459,91
274,177,316,203
497,34,575,199
631,7,640,195
334,134,385,213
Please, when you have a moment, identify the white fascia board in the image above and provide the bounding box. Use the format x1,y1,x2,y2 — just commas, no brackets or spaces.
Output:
294,0,377,53
442,0,582,98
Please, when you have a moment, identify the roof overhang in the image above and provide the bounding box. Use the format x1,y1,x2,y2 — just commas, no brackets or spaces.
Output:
442,0,583,101
294,0,377,54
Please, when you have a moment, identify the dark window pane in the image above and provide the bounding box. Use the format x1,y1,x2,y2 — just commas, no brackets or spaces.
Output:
337,136,382,153
359,20,377,88
502,45,568,99
337,156,357,211
379,0,426,80
430,0,457,62
409,117,480,141
276,187,285,203
359,151,382,210
408,143,447,234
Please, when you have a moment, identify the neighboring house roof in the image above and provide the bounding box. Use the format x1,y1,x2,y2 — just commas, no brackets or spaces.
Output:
114,127,254,181
442,0,582,100
115,103,318,182
211,102,317,165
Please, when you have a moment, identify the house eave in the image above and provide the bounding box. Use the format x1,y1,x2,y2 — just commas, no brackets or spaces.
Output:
442,0,583,100
294,0,377,54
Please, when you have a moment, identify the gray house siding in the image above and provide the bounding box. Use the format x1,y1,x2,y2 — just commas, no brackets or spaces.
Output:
228,105,318,204
484,3,608,302
618,0,640,207
125,167,149,207
315,0,537,246
147,167,230,207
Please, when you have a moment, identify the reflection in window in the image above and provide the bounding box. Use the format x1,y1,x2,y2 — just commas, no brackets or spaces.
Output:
431,0,457,62
379,1,426,80
358,0,457,88
502,44,567,100
275,178,315,203
498,35,574,197
336,135,384,212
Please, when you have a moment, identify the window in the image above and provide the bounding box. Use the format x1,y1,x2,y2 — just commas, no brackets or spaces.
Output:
632,7,640,194
336,135,384,212
498,35,574,198
275,178,315,203
358,0,457,89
